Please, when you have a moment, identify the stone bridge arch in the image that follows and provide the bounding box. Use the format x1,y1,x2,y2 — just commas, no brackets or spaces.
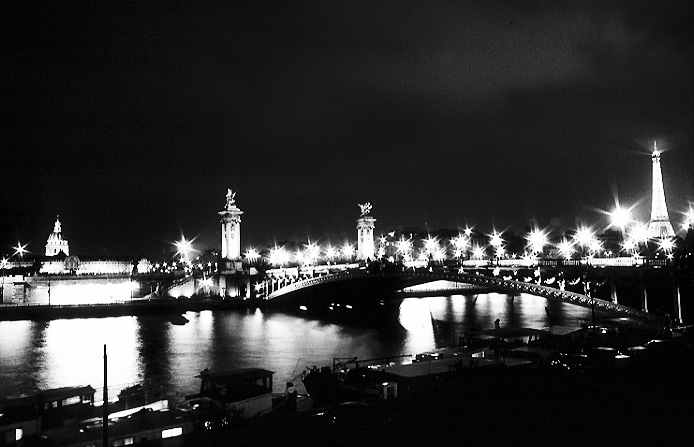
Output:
263,269,668,324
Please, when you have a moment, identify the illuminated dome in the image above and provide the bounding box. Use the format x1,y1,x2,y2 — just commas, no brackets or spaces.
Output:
45,216,69,256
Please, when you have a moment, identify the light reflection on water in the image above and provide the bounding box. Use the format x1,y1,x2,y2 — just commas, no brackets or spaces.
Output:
0,293,592,398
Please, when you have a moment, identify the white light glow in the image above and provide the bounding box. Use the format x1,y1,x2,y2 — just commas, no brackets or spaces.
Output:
424,237,438,252
175,237,193,261
527,229,547,254
609,206,631,231
490,232,503,248
558,240,574,259
659,238,674,252
341,244,355,258
245,248,260,261
629,223,650,243
269,247,289,266
397,239,411,254
325,246,337,260
574,227,594,247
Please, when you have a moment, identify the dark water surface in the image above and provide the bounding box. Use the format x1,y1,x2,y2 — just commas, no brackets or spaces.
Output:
0,293,593,399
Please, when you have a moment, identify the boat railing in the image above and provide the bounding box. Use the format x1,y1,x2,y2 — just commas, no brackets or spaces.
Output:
332,354,412,372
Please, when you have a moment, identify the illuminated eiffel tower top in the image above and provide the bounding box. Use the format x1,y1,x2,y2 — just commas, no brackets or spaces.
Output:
647,141,675,238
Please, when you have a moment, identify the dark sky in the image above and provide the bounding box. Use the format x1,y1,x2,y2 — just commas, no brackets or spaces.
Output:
1,1,692,259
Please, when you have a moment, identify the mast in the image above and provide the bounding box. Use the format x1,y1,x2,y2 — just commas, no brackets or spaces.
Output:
103,345,108,447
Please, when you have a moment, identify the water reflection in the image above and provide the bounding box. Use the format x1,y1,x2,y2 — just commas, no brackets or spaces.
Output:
44,318,140,396
398,299,436,354
0,292,593,398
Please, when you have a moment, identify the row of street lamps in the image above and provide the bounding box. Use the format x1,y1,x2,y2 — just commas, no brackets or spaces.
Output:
163,206,693,270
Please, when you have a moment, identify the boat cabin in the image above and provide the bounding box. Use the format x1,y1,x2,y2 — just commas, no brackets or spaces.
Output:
188,368,275,418
0,385,95,445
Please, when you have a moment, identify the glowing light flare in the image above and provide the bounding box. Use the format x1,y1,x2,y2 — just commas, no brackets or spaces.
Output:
629,223,650,243
397,239,412,254
489,232,503,248
305,242,320,264
527,229,547,254
609,206,631,231
175,237,193,261
424,237,438,252
431,248,445,262
472,246,485,259
245,248,260,261
325,246,337,260
451,236,468,250
589,239,602,254
14,243,27,257
557,241,574,259
684,208,694,229
659,238,674,252
341,244,355,258
269,247,289,266
464,227,473,237
622,239,636,252
574,228,594,247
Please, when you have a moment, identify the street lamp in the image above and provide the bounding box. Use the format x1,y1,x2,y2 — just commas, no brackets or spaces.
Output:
245,248,260,263
175,237,193,262
396,238,411,263
325,246,337,263
0,257,7,304
269,246,289,267
14,243,27,258
557,240,574,260
527,229,547,256
341,243,355,262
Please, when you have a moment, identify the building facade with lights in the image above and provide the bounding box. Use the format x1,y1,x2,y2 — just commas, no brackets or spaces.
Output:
45,216,69,256
40,218,151,275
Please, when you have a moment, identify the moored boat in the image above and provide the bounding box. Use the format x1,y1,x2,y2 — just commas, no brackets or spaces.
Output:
302,347,504,405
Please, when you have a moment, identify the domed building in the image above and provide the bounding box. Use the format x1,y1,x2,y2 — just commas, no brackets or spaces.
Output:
45,216,69,256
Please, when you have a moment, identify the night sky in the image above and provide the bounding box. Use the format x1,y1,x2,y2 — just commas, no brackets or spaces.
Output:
2,1,692,259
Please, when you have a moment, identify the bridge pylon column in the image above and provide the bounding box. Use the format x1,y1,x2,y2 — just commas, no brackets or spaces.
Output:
356,203,376,261
219,189,244,261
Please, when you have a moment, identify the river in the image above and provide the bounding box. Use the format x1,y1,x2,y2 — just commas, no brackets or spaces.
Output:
0,292,593,400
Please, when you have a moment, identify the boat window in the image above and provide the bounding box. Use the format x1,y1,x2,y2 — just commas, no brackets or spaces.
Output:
62,396,81,406
162,427,183,438
113,437,134,446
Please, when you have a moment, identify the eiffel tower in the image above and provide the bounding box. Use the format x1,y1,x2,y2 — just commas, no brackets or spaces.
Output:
647,141,675,238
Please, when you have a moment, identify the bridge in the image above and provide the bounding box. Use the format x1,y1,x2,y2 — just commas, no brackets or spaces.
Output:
258,265,670,325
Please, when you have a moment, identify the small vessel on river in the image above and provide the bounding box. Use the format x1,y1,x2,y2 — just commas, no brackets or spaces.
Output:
302,346,504,405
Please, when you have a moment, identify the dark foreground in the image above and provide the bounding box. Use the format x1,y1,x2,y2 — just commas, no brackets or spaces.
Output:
184,363,693,447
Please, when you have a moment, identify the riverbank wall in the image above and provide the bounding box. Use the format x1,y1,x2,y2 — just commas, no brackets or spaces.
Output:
0,297,258,321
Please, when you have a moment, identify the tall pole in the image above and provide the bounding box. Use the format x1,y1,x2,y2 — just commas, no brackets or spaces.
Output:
103,344,108,447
